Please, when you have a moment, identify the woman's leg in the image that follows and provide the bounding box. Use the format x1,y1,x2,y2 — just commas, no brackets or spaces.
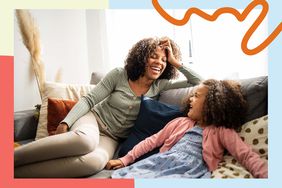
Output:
14,112,99,167
14,134,118,178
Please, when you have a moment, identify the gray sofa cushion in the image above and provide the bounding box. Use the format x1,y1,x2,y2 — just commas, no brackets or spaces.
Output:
159,87,195,111
239,76,268,122
90,72,106,85
14,109,38,142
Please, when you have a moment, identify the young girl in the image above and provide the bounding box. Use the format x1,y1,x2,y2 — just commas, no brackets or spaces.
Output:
106,79,268,178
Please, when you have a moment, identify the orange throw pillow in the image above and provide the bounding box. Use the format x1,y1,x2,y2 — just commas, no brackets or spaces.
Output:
47,98,77,135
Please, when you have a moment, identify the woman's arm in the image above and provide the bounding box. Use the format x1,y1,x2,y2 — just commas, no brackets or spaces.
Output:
60,68,121,129
159,65,203,91
221,128,268,178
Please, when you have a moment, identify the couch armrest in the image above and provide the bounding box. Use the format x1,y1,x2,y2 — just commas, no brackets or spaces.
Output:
14,109,38,142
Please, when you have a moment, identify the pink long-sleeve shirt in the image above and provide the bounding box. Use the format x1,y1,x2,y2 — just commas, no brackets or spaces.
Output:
120,117,268,178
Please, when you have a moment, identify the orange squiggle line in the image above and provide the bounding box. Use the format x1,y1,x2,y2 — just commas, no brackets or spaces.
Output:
152,0,282,55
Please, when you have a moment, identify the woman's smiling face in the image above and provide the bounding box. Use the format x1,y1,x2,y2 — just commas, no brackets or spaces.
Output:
188,84,209,123
144,46,167,80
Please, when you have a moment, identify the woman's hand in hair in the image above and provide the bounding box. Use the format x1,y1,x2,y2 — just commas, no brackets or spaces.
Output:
160,38,181,68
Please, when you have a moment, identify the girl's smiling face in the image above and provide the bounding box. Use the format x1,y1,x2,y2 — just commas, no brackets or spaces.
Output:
187,84,209,124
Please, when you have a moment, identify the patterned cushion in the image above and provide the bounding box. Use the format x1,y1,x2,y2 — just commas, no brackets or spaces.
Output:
212,154,253,178
212,115,268,178
238,115,268,159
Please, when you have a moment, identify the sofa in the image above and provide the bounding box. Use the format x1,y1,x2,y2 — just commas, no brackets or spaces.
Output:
14,74,268,178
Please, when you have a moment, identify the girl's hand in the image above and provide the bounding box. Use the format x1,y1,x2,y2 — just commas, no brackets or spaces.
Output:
105,159,125,170
159,38,181,68
55,123,69,135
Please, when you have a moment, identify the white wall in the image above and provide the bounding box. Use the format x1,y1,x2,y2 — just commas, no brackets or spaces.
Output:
190,9,268,79
86,10,110,75
85,9,193,76
14,10,89,111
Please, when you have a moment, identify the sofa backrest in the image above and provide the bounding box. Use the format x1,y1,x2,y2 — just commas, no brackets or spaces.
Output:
90,72,268,123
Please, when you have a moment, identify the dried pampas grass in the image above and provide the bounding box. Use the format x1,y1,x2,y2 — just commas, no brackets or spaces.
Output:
55,67,63,83
16,10,45,100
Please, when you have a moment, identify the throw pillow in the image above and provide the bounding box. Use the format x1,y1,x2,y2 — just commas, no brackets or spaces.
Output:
35,81,95,140
212,115,268,178
212,154,253,178
118,96,184,160
238,114,268,159
47,98,77,135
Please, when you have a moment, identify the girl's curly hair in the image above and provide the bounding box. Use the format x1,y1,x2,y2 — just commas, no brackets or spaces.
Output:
186,79,247,130
124,37,181,81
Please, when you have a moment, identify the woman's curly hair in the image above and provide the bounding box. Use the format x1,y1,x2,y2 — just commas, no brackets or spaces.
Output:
186,79,247,130
125,37,181,81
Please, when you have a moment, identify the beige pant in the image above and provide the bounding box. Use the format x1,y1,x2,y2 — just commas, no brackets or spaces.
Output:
14,112,118,178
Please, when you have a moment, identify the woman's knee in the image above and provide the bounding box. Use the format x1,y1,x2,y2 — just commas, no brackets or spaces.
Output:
69,130,99,154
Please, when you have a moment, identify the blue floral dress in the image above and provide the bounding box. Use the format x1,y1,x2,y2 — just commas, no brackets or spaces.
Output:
111,126,211,178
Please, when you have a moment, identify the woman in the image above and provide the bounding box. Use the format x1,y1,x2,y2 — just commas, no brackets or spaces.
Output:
14,37,202,177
